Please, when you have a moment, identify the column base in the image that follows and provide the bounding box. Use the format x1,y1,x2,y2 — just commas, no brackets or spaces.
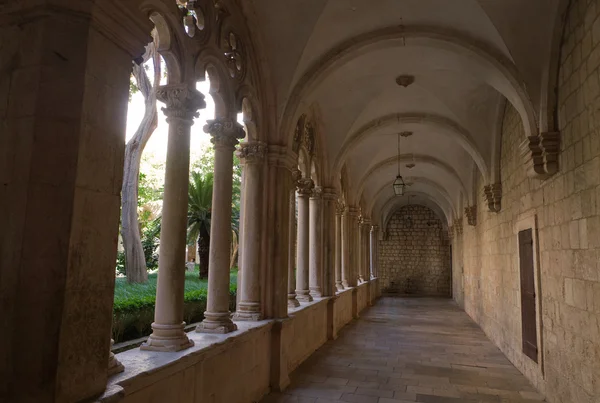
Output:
296,290,313,302
309,287,322,298
342,280,350,288
335,282,345,291
108,340,124,376
358,275,365,283
288,294,300,308
141,322,194,352
233,311,263,321
196,312,238,334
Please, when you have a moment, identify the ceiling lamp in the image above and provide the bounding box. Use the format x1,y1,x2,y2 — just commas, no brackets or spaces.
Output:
393,132,406,196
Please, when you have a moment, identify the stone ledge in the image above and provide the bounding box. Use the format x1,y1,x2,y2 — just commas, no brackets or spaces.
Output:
100,319,274,401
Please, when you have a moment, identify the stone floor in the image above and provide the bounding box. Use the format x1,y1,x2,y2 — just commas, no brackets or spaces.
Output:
261,298,545,403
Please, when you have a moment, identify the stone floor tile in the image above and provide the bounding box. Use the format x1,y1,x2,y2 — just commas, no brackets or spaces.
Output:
260,298,545,403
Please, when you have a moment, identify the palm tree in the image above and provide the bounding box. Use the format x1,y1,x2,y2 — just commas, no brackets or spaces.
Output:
187,171,213,278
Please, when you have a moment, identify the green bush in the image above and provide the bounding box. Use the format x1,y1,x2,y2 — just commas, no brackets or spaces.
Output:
112,270,237,342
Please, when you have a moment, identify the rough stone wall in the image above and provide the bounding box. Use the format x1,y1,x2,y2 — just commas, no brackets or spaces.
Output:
380,205,451,296
462,2,600,401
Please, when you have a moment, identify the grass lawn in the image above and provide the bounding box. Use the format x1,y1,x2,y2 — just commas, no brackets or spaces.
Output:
114,266,238,311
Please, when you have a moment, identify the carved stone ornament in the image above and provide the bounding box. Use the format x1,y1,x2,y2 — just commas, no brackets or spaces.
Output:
322,187,337,200
292,117,304,153
296,177,315,195
484,183,502,213
371,225,379,233
311,186,323,199
396,74,415,88
454,218,463,236
465,205,477,226
303,121,316,155
223,31,245,80
157,84,206,121
336,200,346,215
347,206,360,217
521,132,561,179
204,118,245,149
238,142,267,164
448,226,454,240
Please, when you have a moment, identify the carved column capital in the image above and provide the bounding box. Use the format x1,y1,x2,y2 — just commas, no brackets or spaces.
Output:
296,178,315,195
371,225,379,233
484,183,502,213
157,84,206,121
322,187,337,201
521,132,561,179
448,225,454,240
310,186,323,199
238,141,267,164
347,206,360,217
465,205,477,226
204,118,245,150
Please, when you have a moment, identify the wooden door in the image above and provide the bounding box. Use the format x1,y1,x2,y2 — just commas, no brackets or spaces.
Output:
518,229,538,362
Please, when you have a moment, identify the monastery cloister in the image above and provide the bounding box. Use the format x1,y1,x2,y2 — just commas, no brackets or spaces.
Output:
1,1,599,402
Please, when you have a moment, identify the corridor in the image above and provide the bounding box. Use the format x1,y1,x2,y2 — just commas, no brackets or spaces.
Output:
262,298,545,403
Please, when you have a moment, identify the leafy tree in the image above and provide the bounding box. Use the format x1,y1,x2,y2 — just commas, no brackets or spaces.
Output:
121,35,161,284
187,171,214,278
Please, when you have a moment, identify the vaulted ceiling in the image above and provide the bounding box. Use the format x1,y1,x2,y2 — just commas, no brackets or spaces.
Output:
247,0,565,226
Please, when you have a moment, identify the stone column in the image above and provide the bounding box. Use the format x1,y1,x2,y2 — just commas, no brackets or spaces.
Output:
362,219,371,281
321,188,337,297
287,170,301,308
357,219,365,283
0,3,152,401
335,203,344,291
107,339,124,376
295,178,315,302
197,118,245,333
143,85,205,351
309,186,323,298
234,142,267,320
370,226,377,279
349,207,361,286
341,208,351,288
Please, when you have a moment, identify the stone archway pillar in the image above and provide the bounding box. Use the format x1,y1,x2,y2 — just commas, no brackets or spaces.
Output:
0,2,153,400
142,84,205,351
287,184,300,308
234,142,267,320
295,178,314,302
334,203,344,290
196,118,244,334
341,208,351,288
357,219,365,283
370,226,379,279
309,187,323,297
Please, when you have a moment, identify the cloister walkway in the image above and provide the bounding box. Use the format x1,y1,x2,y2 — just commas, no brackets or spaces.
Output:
262,298,545,403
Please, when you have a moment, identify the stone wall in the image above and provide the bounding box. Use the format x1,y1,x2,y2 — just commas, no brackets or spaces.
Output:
101,280,380,403
380,205,451,296
462,3,600,400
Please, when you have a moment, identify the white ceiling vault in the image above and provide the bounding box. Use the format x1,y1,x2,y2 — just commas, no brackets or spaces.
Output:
246,0,566,226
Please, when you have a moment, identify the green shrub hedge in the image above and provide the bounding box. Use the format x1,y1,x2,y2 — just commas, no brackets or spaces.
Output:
112,271,237,343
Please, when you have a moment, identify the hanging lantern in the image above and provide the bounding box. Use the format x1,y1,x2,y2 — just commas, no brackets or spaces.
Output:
393,132,405,196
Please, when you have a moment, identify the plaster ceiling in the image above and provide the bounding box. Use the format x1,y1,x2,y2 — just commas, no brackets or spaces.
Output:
248,0,565,220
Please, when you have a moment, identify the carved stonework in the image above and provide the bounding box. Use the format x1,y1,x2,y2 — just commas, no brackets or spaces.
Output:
238,141,267,164
223,31,245,80
484,183,502,213
465,205,477,226
311,185,323,199
303,121,316,155
336,200,345,215
296,177,315,195
521,132,561,179
322,187,337,201
454,218,463,236
204,118,245,149
448,226,454,241
157,84,206,121
292,116,317,156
